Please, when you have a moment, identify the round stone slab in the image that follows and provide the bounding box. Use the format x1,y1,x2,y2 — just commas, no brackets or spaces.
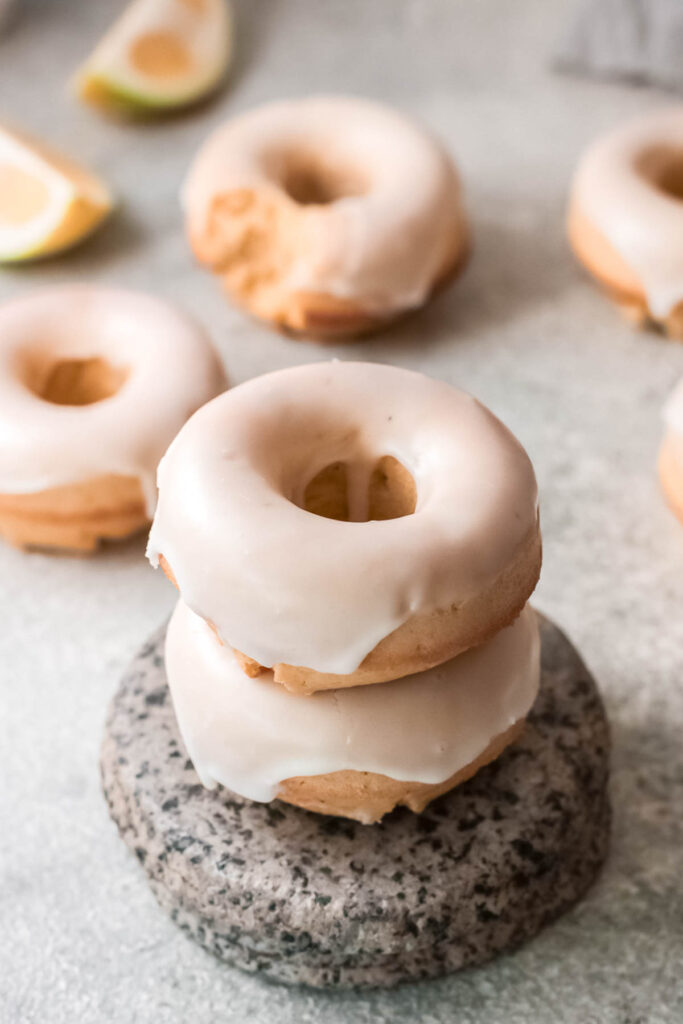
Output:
101,615,610,989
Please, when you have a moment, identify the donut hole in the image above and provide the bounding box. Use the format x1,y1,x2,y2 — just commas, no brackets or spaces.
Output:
26,356,129,406
277,151,368,206
301,455,416,522
637,146,683,202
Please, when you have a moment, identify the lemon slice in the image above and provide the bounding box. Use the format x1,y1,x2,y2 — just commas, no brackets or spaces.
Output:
0,125,113,262
75,0,232,115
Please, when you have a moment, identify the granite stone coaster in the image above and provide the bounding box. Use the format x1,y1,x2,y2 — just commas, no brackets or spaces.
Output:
101,616,610,989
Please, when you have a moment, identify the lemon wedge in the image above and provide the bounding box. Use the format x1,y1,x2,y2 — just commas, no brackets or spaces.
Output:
0,125,113,262
75,0,232,115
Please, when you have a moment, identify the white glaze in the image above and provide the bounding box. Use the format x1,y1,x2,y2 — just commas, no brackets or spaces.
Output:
183,95,465,315
0,285,227,512
166,600,540,801
571,107,683,318
147,362,538,674
664,375,683,436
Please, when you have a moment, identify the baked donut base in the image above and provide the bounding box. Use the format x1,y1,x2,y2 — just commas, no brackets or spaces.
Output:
101,613,610,988
0,474,148,553
158,520,541,693
568,206,683,340
278,719,524,824
191,205,470,342
274,229,470,341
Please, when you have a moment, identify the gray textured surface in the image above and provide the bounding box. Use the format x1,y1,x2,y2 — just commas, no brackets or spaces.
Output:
101,616,610,989
0,0,682,1021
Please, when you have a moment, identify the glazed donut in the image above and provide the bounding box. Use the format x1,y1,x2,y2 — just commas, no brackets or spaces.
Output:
568,108,683,338
165,599,540,824
0,285,226,552
659,377,683,523
148,362,541,693
182,96,468,339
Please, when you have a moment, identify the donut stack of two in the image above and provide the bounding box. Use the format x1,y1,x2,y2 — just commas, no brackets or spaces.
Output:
0,286,226,553
147,362,543,824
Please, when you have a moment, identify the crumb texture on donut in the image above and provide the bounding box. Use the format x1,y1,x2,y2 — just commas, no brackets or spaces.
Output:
183,96,469,337
190,186,304,327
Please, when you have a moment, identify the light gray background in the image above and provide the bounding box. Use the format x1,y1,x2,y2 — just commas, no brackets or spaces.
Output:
1,2,682,1022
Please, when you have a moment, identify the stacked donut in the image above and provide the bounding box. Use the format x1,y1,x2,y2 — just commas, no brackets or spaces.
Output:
0,285,226,552
148,361,543,824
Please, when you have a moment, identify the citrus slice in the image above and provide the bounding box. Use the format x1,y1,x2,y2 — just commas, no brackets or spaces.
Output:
0,124,113,262
75,0,232,115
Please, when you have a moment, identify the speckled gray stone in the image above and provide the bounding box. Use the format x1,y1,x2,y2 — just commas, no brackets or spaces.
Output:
101,615,610,989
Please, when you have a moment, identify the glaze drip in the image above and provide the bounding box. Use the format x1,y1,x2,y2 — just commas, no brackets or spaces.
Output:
571,108,683,318
165,600,541,801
